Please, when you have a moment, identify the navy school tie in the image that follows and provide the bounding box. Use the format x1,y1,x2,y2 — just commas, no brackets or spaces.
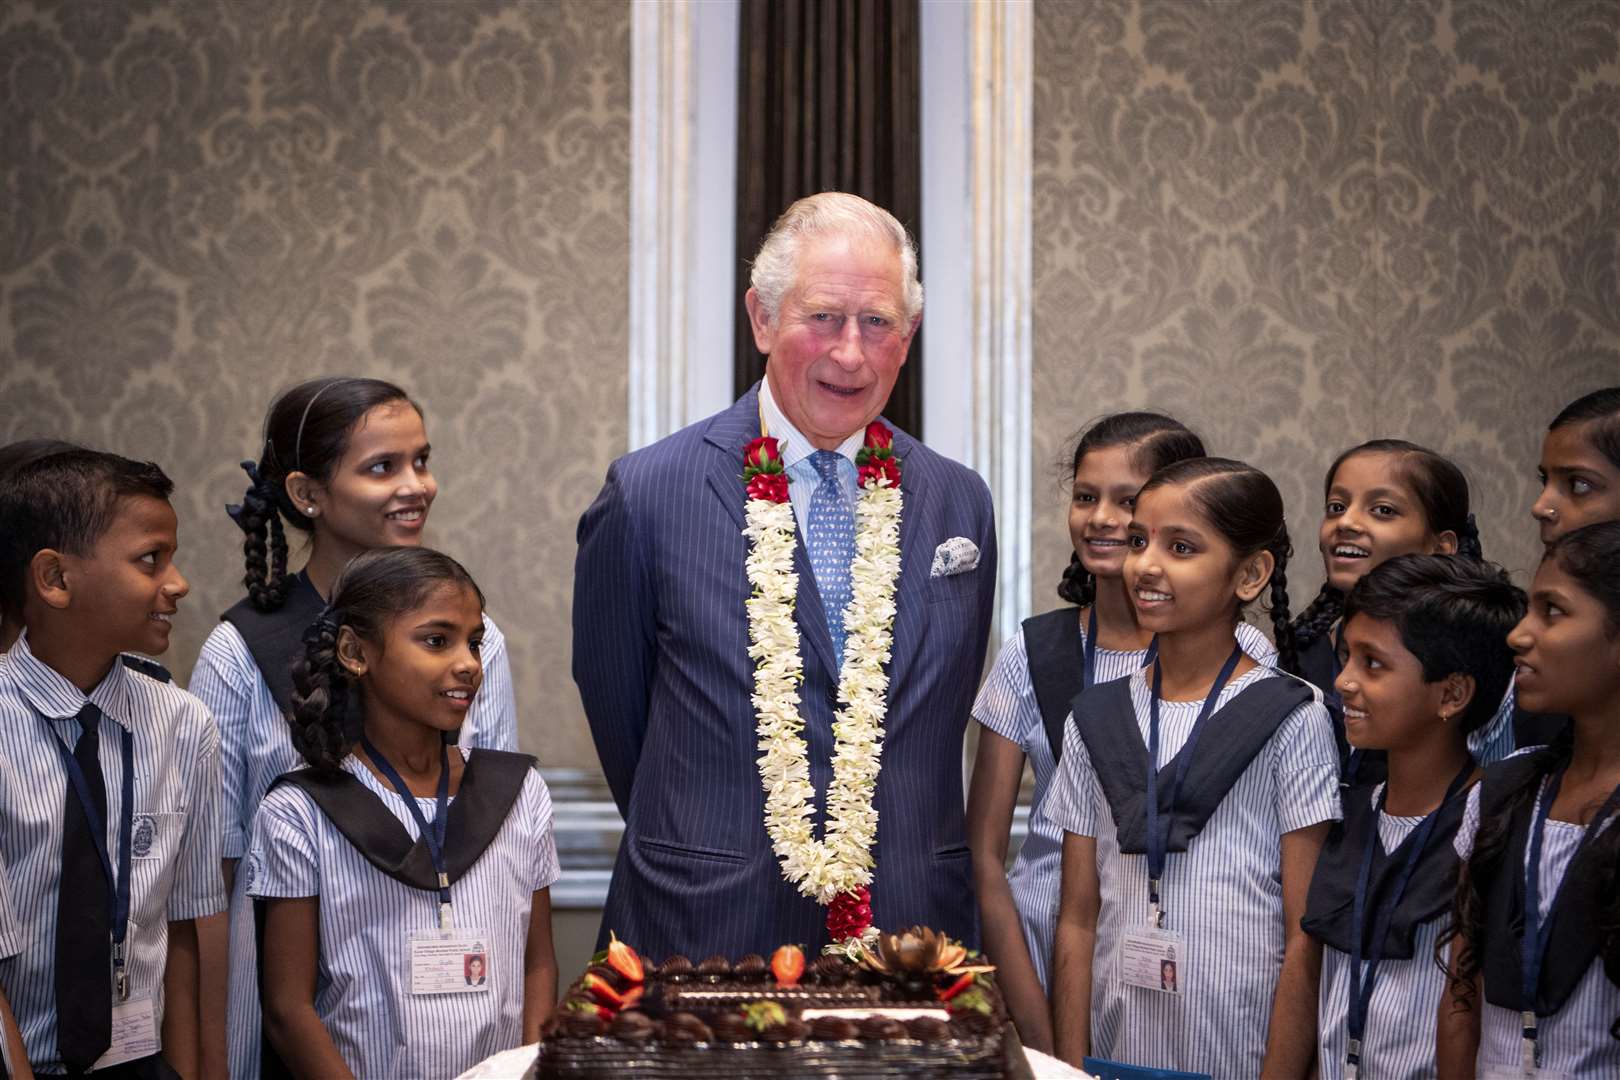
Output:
57,701,113,1072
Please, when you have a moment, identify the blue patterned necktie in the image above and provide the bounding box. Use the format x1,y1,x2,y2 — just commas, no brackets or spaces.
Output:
806,450,855,669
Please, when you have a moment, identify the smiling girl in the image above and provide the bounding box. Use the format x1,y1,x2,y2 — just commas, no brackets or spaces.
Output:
1046,458,1338,1079
188,377,519,1078
1289,440,1511,781
250,547,556,1079
1439,522,1620,1077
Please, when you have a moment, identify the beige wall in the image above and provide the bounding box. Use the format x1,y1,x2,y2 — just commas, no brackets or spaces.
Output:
1031,0,1620,614
0,0,630,769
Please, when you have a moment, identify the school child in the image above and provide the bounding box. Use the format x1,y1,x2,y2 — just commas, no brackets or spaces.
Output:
187,376,520,1079
1302,554,1523,1079
249,546,558,1080
967,413,1279,1052
0,449,225,1077
1518,387,1620,749
1290,439,1512,782
1438,521,1620,1078
1046,457,1339,1079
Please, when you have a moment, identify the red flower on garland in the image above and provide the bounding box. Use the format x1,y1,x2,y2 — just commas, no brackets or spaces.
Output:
826,886,873,942
743,436,790,503
855,422,902,489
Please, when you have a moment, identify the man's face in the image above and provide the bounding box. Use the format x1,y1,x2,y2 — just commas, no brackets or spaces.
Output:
62,494,189,658
747,234,917,450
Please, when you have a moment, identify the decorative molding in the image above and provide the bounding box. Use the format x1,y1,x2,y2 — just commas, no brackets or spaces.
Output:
628,0,738,450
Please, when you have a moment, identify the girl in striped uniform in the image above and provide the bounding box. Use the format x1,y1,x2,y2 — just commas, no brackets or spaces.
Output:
1439,522,1620,1077
1047,458,1340,1079
1302,554,1524,1079
189,377,520,1079
1290,440,1515,785
1518,387,1620,749
248,546,558,1080
968,413,1278,1052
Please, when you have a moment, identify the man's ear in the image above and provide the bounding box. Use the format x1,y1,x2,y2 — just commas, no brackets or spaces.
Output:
29,550,72,611
744,288,777,356
1234,549,1276,603
336,625,368,677
1439,671,1477,723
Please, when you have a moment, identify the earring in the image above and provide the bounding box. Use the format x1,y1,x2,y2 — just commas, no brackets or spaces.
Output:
306,506,318,515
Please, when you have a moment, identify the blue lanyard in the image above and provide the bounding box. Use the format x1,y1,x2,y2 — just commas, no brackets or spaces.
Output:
1080,606,1157,692
1344,763,1473,1076
1520,769,1620,1069
361,736,454,928
1144,644,1243,927
47,716,135,1000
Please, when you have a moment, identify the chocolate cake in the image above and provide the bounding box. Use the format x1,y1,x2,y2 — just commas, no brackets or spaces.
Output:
536,927,1015,1079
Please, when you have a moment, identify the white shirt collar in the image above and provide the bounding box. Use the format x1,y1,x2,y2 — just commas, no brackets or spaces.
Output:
7,630,134,729
758,375,865,469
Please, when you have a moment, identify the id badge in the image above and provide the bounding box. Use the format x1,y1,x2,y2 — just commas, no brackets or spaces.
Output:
408,927,493,995
1118,926,1185,995
1481,1068,1574,1080
91,996,159,1071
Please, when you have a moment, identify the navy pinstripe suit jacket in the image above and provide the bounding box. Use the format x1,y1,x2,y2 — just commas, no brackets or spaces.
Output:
573,384,998,960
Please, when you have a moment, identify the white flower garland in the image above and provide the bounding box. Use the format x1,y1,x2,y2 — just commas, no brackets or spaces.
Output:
746,476,903,904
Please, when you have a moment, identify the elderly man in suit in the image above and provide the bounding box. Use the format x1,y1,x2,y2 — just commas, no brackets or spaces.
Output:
573,192,997,960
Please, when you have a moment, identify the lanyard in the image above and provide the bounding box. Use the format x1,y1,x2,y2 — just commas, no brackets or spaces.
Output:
361,736,454,928
1520,769,1620,1071
1144,644,1243,927
47,716,135,1000
1080,606,1158,692
1343,763,1473,1077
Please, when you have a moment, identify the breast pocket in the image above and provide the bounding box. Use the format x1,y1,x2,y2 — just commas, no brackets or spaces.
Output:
927,568,979,604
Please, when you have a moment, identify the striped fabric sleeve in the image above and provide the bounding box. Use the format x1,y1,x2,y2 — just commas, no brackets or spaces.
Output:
1273,699,1344,834
168,700,228,919
1041,713,1098,838
463,616,518,752
525,772,562,892
0,777,20,960
1454,783,1483,860
248,787,321,899
971,628,1038,749
189,622,258,860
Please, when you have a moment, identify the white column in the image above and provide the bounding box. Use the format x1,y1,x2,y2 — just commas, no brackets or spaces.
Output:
628,0,739,450
922,0,1034,637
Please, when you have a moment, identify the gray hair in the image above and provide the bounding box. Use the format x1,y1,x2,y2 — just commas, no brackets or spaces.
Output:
748,192,923,324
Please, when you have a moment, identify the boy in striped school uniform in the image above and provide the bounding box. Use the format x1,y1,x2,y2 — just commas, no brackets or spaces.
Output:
0,450,225,1078
1301,555,1524,1079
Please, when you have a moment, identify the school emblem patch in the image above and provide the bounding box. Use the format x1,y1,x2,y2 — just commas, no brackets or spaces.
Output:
132,815,157,858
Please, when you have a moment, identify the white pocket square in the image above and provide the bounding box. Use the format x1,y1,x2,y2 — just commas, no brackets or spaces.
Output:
930,537,980,578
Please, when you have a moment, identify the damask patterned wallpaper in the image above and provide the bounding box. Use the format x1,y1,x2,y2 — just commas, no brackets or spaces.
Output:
1031,0,1620,618
0,0,630,768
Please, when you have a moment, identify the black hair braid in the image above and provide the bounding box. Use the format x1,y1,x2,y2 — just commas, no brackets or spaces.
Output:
1267,528,1299,675
1457,513,1484,560
289,611,355,773
1290,583,1344,652
1056,552,1095,607
230,459,295,613
1440,735,1573,1016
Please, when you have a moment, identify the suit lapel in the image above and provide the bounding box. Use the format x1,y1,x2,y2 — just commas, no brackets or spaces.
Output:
704,384,839,679
889,424,929,675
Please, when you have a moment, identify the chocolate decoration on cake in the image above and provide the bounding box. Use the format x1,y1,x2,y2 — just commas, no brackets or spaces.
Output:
696,954,731,980
585,964,624,991
808,1016,860,1041
609,1011,656,1041
559,1009,606,1038
907,1016,950,1042
657,955,693,980
810,954,851,985
733,953,768,982
857,1016,906,1041
662,1013,714,1043
710,1013,751,1043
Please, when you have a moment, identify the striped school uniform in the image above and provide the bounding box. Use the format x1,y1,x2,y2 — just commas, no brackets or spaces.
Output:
189,610,518,1080
1042,662,1340,1080
1454,771,1620,1076
1312,782,1469,1079
973,618,1277,992
246,745,559,1080
0,634,226,1074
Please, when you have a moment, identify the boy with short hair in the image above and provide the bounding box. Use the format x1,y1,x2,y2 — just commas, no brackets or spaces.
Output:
1300,553,1525,1080
0,449,224,1078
